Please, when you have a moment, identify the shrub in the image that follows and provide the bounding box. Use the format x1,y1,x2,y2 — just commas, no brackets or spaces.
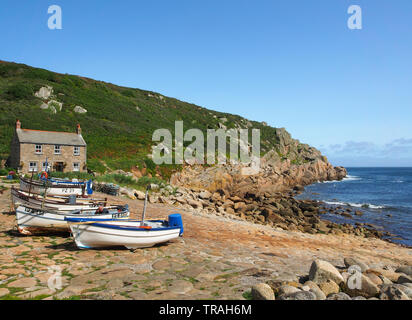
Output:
23,68,57,82
6,83,33,100
135,176,165,187
143,158,156,172
95,174,137,188
60,75,84,88
87,159,106,174
121,89,135,97
0,63,21,77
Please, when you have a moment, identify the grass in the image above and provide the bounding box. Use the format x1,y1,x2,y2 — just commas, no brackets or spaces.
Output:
242,290,253,300
213,271,240,281
47,252,59,259
62,270,74,279
0,179,19,184
30,294,52,300
185,277,199,284
83,285,106,293
143,286,158,293
0,294,23,300
60,295,82,300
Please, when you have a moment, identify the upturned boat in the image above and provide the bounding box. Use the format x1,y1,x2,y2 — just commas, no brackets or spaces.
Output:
65,214,184,249
15,204,129,235
19,176,93,196
11,187,118,212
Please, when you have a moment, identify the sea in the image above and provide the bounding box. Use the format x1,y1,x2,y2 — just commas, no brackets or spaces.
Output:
296,167,412,247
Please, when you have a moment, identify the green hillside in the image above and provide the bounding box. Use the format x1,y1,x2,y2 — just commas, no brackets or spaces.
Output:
0,60,317,177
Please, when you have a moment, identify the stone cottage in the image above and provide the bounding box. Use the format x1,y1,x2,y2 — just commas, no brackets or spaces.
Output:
8,120,87,174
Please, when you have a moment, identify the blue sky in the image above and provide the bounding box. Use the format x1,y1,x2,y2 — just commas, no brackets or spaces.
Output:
1,0,411,166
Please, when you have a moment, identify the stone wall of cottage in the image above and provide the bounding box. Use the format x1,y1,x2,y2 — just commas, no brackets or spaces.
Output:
19,143,87,174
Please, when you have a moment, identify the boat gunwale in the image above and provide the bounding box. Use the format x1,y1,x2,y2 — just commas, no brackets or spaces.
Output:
20,177,85,189
66,218,181,232
12,187,111,206
16,205,129,217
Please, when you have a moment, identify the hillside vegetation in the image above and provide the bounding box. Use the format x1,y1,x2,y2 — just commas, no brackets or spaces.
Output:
0,60,321,177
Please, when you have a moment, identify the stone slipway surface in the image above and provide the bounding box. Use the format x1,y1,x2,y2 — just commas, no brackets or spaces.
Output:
0,189,410,300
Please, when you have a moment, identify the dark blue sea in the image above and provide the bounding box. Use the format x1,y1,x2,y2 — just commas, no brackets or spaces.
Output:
296,168,412,247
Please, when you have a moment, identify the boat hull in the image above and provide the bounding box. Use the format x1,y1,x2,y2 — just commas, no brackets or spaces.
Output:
12,188,107,212
16,206,129,235
20,178,86,196
67,219,182,249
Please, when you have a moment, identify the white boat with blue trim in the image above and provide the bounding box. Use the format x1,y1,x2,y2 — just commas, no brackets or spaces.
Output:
16,204,130,235
65,214,184,249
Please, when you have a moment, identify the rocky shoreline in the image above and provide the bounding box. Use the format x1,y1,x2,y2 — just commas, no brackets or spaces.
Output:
115,183,392,243
0,187,411,300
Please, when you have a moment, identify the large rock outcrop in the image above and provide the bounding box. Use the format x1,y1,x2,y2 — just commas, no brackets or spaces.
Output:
170,128,346,196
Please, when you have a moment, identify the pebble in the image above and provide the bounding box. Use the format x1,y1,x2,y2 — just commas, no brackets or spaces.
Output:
251,283,275,300
326,292,352,300
278,291,317,300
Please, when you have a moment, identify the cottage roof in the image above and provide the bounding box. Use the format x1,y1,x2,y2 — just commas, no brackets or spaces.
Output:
16,129,86,146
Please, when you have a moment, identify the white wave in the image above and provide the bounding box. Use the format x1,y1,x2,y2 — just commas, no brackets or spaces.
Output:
342,175,361,181
320,180,339,184
393,180,404,183
324,201,385,209
317,175,361,184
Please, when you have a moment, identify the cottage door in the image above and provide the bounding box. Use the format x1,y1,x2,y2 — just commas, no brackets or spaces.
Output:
55,162,64,172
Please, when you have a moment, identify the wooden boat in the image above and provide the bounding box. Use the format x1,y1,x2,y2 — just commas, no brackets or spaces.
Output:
65,214,184,249
11,187,119,212
15,204,130,235
19,176,93,196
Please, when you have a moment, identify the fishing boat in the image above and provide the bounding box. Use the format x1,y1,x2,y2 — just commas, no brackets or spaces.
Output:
11,187,118,212
65,214,184,249
19,176,93,196
15,204,130,235
65,185,183,249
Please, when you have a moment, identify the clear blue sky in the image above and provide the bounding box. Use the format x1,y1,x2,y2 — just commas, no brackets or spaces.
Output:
1,0,411,166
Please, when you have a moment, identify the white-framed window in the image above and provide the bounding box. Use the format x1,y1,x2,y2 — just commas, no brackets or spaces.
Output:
74,146,80,156
35,145,42,154
42,162,50,172
29,162,38,172
54,145,61,154
73,162,80,172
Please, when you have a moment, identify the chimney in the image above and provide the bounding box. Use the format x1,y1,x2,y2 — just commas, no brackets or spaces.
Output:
16,120,21,130
76,124,82,135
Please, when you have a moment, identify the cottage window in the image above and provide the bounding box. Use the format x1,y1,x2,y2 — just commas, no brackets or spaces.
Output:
73,162,80,172
29,162,38,172
35,145,42,154
42,162,50,172
54,145,61,154
74,146,80,156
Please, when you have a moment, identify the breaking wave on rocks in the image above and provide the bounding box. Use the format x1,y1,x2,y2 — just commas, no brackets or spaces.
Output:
342,175,361,181
319,175,361,184
323,201,385,210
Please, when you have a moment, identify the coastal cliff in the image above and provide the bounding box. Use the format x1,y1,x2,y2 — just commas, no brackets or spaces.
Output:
170,127,347,196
